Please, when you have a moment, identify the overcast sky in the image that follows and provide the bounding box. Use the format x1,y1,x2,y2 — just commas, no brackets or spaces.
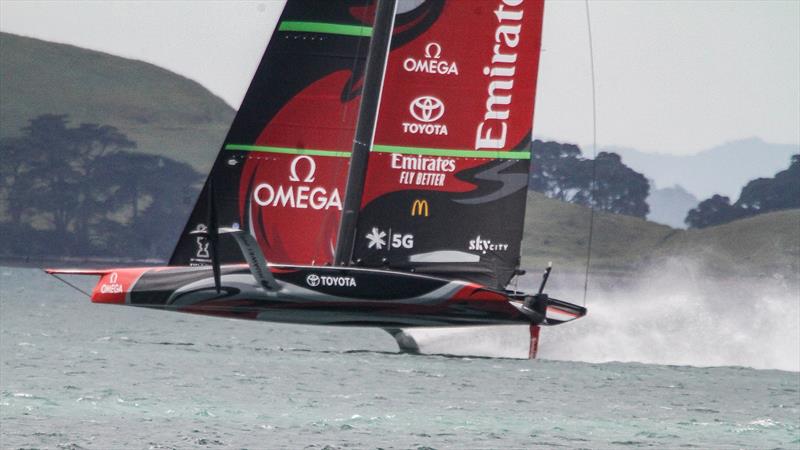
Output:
1,0,798,155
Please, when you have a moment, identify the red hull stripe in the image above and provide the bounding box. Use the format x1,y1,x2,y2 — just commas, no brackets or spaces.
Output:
225,144,350,158
372,144,530,160
45,268,108,276
546,306,579,317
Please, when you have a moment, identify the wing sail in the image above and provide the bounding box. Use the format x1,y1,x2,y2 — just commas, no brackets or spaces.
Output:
351,0,545,288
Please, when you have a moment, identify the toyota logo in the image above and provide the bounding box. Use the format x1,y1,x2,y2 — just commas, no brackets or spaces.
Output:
306,274,320,287
409,96,445,123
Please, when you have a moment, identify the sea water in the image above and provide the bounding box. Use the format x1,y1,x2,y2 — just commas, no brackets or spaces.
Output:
1,265,798,449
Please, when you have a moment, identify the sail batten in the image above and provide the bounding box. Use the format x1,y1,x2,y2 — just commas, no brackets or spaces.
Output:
372,144,531,160
224,145,351,158
278,21,374,37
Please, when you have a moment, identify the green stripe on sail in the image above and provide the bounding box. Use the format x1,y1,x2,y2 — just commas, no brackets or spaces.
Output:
278,21,373,37
372,144,530,160
225,144,351,158
225,144,529,160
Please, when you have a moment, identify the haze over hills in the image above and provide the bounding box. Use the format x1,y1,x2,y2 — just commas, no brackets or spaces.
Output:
0,32,232,172
646,184,698,229
606,139,800,200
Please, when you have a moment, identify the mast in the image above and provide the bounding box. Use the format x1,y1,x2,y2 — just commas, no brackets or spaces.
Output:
334,0,397,266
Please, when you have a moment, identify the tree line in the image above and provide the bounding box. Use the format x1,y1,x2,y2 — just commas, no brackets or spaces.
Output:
1,123,654,262
685,154,799,228
2,115,792,262
529,140,650,218
0,114,202,260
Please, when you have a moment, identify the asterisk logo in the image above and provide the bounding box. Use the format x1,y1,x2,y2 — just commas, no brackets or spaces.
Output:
366,227,387,250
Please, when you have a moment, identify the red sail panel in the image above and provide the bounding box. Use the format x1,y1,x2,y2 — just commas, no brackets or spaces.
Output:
170,0,375,267
238,69,359,265
374,0,541,160
354,0,545,288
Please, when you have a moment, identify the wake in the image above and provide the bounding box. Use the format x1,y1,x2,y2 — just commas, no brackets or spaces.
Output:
406,259,800,371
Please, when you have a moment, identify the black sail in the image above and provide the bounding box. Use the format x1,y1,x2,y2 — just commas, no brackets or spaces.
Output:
170,1,377,267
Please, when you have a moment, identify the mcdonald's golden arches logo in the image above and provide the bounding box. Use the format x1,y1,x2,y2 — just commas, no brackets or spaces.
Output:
411,199,429,217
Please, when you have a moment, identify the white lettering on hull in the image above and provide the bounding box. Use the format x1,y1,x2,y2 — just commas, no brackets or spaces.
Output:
306,273,357,287
100,272,123,294
100,284,123,294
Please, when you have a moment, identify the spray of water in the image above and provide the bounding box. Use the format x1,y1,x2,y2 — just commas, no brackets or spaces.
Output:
541,259,799,371
405,259,800,371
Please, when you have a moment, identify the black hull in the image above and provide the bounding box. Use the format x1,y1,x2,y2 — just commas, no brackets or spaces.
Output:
125,264,535,327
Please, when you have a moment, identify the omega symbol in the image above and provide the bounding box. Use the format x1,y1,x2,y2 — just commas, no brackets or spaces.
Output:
289,155,316,183
424,42,442,59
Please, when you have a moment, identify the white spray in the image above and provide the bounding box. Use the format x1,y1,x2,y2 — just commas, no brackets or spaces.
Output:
404,258,800,371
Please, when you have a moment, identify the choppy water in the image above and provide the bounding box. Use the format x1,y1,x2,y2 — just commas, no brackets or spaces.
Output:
1,265,799,449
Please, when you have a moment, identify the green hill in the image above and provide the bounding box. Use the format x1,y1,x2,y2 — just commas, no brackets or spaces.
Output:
654,208,799,278
522,192,799,279
522,192,673,273
0,32,233,172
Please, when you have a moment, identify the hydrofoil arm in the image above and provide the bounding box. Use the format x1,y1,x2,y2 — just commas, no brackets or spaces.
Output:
517,263,587,326
218,228,280,291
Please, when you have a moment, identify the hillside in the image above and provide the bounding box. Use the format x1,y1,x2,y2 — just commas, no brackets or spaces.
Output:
655,209,800,278
522,192,674,273
522,192,799,279
0,32,233,172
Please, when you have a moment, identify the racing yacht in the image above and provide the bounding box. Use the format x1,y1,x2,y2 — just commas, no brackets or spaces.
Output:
49,0,586,358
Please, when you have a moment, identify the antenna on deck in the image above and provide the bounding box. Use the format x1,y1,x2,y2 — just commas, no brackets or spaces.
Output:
207,180,222,293
190,179,222,293
538,262,553,295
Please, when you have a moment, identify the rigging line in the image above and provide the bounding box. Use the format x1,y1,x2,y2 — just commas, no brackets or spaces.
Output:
47,272,92,298
583,0,598,307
